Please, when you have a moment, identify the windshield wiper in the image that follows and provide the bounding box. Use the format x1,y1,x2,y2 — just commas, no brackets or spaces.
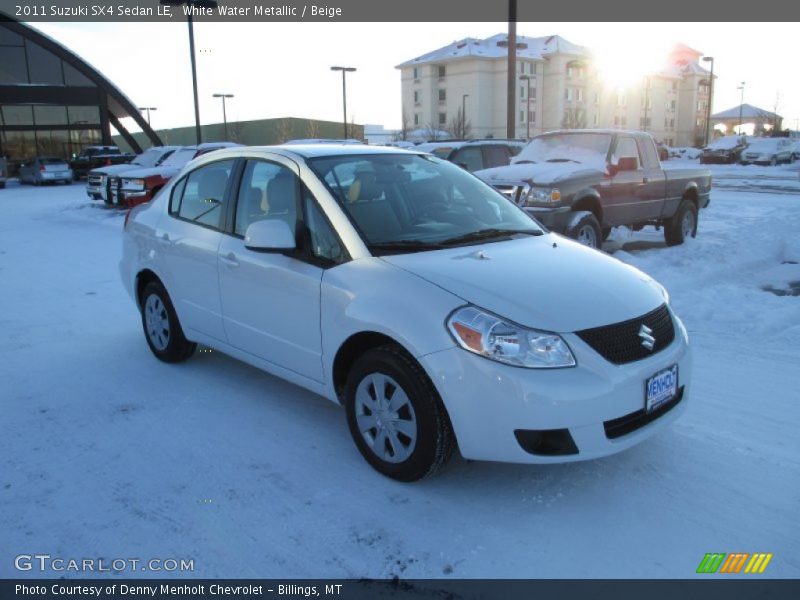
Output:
545,158,580,163
369,240,448,254
440,228,543,246
514,159,536,164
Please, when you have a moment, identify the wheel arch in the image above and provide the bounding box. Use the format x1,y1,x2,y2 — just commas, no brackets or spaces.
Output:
572,191,603,225
135,268,163,309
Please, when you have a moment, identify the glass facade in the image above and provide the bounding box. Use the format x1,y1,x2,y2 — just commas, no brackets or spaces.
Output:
0,21,157,169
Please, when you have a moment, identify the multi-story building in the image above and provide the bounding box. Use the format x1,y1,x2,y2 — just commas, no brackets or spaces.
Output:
397,34,713,147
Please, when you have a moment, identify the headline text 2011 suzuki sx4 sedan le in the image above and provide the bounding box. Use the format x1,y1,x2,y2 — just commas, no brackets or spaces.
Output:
120,145,691,481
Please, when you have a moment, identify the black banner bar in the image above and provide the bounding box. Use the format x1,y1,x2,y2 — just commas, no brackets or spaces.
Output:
2,0,800,22
3,579,800,600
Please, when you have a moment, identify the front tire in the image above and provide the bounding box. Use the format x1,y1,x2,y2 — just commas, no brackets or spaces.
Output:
567,213,602,249
140,280,196,363
344,345,456,481
664,199,698,246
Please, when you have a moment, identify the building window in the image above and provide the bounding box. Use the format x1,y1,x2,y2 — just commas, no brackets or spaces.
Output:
639,117,651,128
414,113,419,126
565,88,572,101
529,110,535,123
438,89,446,103
413,67,420,80
616,93,626,107
594,92,600,105
520,110,525,123
437,65,446,79
696,118,703,128
593,114,599,126
413,90,420,104
670,118,675,128
439,112,447,125
520,85,525,99
576,88,584,102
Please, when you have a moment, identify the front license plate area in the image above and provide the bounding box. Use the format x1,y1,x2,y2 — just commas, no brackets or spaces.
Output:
645,364,678,413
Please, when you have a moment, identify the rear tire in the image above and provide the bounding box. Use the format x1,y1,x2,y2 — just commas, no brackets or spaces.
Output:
566,213,602,249
664,199,698,246
344,345,456,482
140,280,196,363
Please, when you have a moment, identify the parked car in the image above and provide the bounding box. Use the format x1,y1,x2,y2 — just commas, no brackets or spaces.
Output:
18,157,73,185
70,145,135,179
121,144,691,481
285,139,364,145
86,146,180,203
109,142,240,208
739,137,795,165
474,130,712,248
415,139,527,172
655,141,670,161
700,135,748,164
0,156,7,189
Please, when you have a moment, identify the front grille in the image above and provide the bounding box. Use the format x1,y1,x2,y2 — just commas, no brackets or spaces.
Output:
576,304,674,365
604,386,684,439
88,175,104,186
492,184,529,205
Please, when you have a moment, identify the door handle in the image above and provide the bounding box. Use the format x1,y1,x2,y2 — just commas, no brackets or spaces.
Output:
220,252,239,268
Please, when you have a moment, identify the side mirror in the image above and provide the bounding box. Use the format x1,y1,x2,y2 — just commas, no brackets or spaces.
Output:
617,156,638,172
244,219,296,252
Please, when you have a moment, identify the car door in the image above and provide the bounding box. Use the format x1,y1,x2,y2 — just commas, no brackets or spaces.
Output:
635,136,668,219
217,156,335,383
606,136,650,225
156,158,237,343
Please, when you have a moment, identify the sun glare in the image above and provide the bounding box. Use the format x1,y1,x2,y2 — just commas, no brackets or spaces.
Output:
593,39,673,90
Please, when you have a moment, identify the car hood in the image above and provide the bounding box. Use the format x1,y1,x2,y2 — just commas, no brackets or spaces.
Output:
114,166,181,180
475,162,605,186
381,234,665,333
89,163,141,177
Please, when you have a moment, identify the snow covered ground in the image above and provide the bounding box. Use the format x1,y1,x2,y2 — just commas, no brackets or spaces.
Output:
1,167,798,579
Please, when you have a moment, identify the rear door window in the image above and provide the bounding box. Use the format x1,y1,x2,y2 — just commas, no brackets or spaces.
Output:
450,146,483,171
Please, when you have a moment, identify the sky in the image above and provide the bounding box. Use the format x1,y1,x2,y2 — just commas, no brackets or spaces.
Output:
32,21,800,134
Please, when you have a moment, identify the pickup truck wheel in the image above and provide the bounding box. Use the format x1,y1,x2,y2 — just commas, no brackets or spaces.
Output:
567,213,602,249
344,345,456,482
140,281,196,363
664,199,698,246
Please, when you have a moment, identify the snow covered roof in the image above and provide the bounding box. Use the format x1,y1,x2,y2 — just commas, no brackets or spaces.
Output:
711,104,781,120
396,33,589,68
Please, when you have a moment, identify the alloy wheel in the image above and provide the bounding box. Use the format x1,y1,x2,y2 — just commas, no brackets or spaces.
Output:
681,210,696,239
577,224,598,248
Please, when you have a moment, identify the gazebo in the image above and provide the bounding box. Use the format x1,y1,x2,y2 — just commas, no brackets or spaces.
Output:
710,104,782,135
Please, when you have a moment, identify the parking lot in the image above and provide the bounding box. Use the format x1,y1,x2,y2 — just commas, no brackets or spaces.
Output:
1,161,799,578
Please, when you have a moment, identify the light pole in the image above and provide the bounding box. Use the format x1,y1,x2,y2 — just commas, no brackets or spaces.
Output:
737,82,746,134
213,93,234,140
701,56,714,145
160,0,218,145
461,94,469,139
642,76,651,133
138,107,157,126
331,66,356,139
520,75,533,139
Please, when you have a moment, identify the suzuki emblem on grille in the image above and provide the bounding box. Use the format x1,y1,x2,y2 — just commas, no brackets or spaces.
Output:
639,324,656,351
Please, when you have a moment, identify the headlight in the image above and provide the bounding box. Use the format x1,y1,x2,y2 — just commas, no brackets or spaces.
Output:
121,178,145,191
524,187,561,205
447,306,576,369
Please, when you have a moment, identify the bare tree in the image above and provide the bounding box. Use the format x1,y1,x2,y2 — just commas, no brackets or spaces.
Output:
275,118,292,144
562,107,587,130
423,123,447,141
397,111,410,141
305,119,320,139
449,106,472,140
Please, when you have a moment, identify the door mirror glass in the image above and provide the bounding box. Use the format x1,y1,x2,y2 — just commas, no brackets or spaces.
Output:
244,219,296,252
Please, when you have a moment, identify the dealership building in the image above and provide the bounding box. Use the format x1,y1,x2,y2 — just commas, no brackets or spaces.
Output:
0,18,161,165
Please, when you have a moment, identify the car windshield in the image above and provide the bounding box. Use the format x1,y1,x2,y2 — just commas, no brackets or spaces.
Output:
160,148,197,168
514,133,611,165
308,153,544,255
132,148,167,168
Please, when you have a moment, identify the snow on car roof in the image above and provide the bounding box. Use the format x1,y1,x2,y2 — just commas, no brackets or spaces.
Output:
707,136,746,150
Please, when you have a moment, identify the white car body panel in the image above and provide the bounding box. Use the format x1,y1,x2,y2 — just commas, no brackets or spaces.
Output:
120,145,691,466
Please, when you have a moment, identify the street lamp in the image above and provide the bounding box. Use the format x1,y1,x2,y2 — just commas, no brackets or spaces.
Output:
520,75,533,139
160,0,218,145
701,56,714,145
212,93,234,140
330,66,356,139
642,76,651,133
461,94,469,139
138,107,157,126
737,82,746,134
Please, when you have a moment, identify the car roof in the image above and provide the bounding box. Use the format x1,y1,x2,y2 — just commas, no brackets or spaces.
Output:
228,143,420,159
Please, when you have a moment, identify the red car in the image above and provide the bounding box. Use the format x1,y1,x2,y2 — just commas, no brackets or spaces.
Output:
110,142,240,207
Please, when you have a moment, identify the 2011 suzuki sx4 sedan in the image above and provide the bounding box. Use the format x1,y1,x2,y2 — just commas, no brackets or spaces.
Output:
120,145,691,481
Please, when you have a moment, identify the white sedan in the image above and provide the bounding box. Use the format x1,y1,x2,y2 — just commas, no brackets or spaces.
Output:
120,145,691,481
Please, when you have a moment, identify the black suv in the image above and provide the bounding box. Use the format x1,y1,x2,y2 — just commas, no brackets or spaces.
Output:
414,139,526,172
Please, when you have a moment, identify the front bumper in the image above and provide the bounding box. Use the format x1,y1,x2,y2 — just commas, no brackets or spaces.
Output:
112,188,151,208
523,206,572,233
419,310,692,464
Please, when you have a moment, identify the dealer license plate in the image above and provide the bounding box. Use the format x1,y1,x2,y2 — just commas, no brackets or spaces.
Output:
645,364,678,413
